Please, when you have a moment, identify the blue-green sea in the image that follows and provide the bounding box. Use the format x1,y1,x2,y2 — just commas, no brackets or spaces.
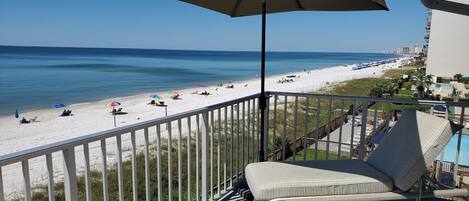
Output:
0,46,397,116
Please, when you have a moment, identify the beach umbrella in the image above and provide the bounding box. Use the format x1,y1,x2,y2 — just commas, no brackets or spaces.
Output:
51,103,65,108
150,94,162,100
180,0,389,162
107,100,121,127
107,100,121,108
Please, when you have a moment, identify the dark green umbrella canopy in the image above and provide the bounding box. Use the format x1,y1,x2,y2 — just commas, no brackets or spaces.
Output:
180,0,388,17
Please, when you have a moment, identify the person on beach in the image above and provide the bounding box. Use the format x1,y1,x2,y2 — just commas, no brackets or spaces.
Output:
171,93,181,100
20,117,30,124
20,116,37,124
200,91,211,96
60,109,72,117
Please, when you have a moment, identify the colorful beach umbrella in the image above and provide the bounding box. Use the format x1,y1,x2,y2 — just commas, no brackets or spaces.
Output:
150,95,162,100
51,103,65,108
107,101,121,108
107,100,121,127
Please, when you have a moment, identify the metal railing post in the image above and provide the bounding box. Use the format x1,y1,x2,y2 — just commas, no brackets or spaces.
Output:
454,107,465,187
0,167,3,201
63,147,78,201
263,95,269,160
201,112,210,201
358,100,369,160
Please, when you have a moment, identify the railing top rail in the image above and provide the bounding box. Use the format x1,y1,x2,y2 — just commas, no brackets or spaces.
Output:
2,91,467,166
0,93,260,167
267,91,469,107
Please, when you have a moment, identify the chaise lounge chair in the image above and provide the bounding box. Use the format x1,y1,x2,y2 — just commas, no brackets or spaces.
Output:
245,110,468,200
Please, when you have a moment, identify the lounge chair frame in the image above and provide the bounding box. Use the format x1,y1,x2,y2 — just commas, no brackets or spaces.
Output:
271,188,468,201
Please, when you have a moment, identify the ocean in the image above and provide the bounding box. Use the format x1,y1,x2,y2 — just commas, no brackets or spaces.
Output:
0,46,397,116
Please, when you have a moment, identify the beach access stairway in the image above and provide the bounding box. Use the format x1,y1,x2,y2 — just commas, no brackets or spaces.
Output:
0,91,468,201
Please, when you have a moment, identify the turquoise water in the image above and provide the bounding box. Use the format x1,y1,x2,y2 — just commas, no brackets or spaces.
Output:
0,46,398,116
439,134,469,166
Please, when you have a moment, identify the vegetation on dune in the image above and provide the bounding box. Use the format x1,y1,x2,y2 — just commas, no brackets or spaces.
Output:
12,123,259,201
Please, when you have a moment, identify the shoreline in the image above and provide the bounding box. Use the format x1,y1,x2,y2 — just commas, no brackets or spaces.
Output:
0,64,353,117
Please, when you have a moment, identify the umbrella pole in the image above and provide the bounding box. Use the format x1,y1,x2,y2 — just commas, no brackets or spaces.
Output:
259,0,267,162
113,106,117,127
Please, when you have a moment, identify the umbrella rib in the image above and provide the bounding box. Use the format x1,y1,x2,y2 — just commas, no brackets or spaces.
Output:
230,0,242,17
295,0,304,9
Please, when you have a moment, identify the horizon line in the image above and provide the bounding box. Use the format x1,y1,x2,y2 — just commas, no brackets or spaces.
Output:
0,44,393,54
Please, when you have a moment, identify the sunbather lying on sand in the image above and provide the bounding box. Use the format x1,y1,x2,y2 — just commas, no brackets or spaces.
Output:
20,116,38,124
171,93,181,100
200,91,211,96
20,117,30,124
111,108,127,115
60,109,73,117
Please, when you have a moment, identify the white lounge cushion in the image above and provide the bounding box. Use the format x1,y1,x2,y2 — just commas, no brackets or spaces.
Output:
245,160,393,200
367,110,452,191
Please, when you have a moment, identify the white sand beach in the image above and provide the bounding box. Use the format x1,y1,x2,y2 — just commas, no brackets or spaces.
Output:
0,60,404,197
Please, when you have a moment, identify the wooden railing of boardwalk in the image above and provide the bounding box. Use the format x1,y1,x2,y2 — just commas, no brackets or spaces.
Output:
267,113,352,161
267,103,390,161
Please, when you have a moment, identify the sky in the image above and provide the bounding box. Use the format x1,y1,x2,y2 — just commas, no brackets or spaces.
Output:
0,0,428,53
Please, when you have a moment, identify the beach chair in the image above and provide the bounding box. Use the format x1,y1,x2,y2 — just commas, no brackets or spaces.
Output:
155,101,166,107
245,110,468,200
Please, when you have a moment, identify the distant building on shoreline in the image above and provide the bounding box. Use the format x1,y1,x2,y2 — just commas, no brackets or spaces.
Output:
385,44,422,55
425,3,469,79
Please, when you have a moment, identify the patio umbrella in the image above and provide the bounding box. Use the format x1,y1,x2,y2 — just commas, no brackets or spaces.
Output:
180,0,389,161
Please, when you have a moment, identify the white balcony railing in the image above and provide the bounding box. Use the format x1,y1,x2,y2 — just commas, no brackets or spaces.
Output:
0,92,468,201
